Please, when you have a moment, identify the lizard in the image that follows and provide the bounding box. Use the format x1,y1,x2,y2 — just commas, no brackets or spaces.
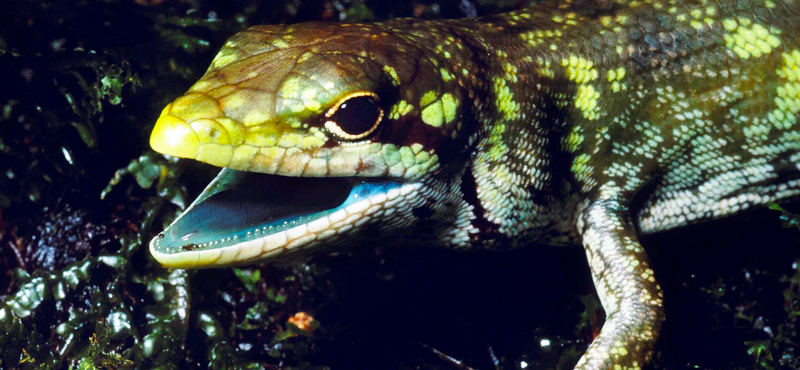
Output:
147,0,800,368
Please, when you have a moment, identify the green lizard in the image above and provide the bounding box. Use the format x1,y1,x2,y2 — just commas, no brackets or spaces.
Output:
147,0,800,368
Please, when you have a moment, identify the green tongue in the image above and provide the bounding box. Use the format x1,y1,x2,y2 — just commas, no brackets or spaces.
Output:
155,168,353,252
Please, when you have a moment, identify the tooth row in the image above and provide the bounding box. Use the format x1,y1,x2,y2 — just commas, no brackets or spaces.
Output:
205,182,423,266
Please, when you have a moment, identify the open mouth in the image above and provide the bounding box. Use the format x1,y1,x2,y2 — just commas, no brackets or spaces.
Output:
149,168,411,268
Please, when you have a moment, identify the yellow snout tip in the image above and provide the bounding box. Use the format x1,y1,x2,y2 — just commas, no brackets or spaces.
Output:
150,113,200,159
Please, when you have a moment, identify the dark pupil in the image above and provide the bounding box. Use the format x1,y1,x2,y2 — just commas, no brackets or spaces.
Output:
333,96,380,135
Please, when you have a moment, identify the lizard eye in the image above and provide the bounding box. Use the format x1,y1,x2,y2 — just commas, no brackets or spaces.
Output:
324,92,384,141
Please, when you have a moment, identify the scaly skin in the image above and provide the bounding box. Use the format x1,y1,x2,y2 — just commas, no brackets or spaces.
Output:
149,0,800,368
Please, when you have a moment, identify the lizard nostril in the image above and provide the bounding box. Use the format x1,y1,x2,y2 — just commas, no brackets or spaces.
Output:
190,119,231,145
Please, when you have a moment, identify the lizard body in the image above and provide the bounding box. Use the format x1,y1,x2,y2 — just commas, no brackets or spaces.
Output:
148,0,800,368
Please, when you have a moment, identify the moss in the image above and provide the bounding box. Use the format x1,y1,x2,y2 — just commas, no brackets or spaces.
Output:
744,205,800,370
0,0,338,368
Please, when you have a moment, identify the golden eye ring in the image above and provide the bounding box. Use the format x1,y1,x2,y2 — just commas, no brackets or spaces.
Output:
323,91,384,141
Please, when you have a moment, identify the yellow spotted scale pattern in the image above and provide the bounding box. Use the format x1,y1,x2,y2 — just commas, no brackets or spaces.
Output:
148,0,800,368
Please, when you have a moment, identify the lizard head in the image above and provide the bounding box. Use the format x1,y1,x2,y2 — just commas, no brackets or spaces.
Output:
149,22,477,267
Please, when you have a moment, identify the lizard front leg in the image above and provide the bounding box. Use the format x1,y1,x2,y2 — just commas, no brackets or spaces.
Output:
575,198,664,370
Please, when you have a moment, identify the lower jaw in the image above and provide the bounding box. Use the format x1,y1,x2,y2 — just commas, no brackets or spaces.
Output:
149,168,411,267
